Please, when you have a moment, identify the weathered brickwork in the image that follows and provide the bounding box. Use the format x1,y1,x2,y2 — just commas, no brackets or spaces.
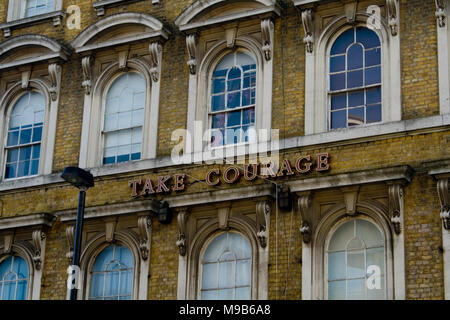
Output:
0,0,447,300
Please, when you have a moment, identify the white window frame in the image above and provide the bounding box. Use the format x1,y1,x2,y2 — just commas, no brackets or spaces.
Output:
302,5,401,135
435,0,450,115
6,0,62,21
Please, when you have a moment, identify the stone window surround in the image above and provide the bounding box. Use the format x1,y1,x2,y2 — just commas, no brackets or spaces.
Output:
435,0,450,115
71,12,170,169
295,0,402,135
93,0,160,16
0,0,65,38
0,213,55,300
0,35,68,182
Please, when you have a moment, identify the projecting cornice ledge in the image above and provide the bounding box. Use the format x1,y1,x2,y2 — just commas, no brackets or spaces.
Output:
288,165,414,193
0,213,55,231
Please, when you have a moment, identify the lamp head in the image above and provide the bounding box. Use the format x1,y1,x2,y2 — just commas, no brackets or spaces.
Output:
61,167,94,189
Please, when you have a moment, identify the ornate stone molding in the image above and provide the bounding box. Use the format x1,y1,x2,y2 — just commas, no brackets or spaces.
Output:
388,183,403,234
81,56,93,95
21,70,31,90
118,50,129,70
436,0,447,28
261,19,274,60
149,42,162,83
301,9,314,54
31,230,45,270
297,193,312,243
48,63,61,101
176,207,189,256
437,178,450,230
256,200,271,248
137,215,152,260
186,34,197,75
386,0,399,36
65,225,75,263
341,186,360,216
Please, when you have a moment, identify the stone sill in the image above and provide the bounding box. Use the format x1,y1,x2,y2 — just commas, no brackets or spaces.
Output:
0,113,448,193
0,11,66,38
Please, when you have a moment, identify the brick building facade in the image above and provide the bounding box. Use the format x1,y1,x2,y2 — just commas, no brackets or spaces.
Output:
0,0,448,300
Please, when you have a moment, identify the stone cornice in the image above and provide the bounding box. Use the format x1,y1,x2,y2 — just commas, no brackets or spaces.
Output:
0,213,55,230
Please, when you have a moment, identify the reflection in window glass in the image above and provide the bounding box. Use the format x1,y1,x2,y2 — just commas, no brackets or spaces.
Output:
89,244,134,300
5,92,44,179
210,52,256,147
327,219,386,300
329,27,382,129
25,0,55,17
0,256,29,300
103,72,145,165
201,232,252,300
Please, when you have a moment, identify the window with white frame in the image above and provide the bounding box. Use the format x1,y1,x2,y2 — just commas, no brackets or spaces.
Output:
88,244,134,300
200,231,252,300
329,27,382,130
0,255,29,300
24,0,55,18
326,218,386,300
210,52,256,147
4,91,45,180
102,72,145,165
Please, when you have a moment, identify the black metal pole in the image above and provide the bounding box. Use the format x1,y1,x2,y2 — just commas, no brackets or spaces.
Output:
70,188,86,300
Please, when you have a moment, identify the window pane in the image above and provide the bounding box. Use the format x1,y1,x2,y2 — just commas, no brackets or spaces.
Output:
227,92,241,109
365,67,381,86
20,129,32,145
330,73,346,91
348,91,364,107
213,78,225,94
365,49,381,67
218,261,234,288
242,108,255,125
330,110,346,129
235,287,251,300
330,56,345,73
328,281,346,300
202,264,217,290
331,93,346,110
227,111,241,127
201,290,217,300
32,126,42,142
347,279,365,300
328,252,346,281
218,289,234,300
212,95,225,112
347,252,365,278
356,220,384,248
7,131,19,146
331,28,354,55
7,149,19,163
367,104,382,123
356,27,380,49
347,70,363,88
347,44,363,70
227,79,241,91
236,260,251,286
212,114,225,129
329,220,354,251
366,87,381,105
348,107,364,126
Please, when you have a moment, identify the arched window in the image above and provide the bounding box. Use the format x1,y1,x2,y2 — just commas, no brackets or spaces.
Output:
0,256,29,300
5,92,45,179
103,72,145,165
326,218,386,300
329,27,382,129
88,244,134,300
200,231,252,300
210,52,256,147
24,0,55,17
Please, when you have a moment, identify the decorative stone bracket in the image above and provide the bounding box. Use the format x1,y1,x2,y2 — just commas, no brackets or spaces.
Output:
386,0,399,36
256,200,271,248
149,42,162,83
297,193,312,243
186,34,198,75
81,56,93,95
48,63,61,101
436,0,447,28
301,9,314,54
137,215,152,260
388,183,403,235
176,207,190,256
437,178,450,230
261,19,274,61
31,229,46,270
341,186,360,216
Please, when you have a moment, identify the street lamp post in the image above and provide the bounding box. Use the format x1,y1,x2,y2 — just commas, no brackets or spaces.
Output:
61,167,94,300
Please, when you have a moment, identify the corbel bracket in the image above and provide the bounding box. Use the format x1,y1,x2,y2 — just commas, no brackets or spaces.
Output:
175,207,190,256
297,193,313,243
301,9,314,53
48,63,61,102
341,186,360,216
65,225,75,264
138,215,152,260
261,19,274,61
186,34,198,75
256,200,271,248
21,70,31,90
81,55,93,95
436,0,447,28
388,183,403,235
149,42,162,83
437,178,450,230
386,0,399,36
32,229,46,270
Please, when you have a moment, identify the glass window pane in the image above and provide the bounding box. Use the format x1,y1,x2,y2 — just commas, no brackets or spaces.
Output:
30,160,39,175
236,260,251,286
5,164,16,179
212,95,225,112
218,289,234,300
328,252,346,281
348,107,364,126
328,281,346,300
366,87,381,105
365,49,381,67
329,220,354,251
331,28,354,55
356,220,384,248
330,110,346,129
330,73,346,91
202,263,217,290
330,56,345,73
331,93,346,110
213,78,225,94
347,279,365,300
242,108,255,125
347,44,363,70
19,147,32,161
118,111,132,129
236,287,251,300
348,91,364,107
347,252,365,278
201,290,217,300
227,111,241,127
356,27,381,49
212,114,225,129
367,104,382,123
227,92,241,109
218,261,234,288
365,67,381,86
7,131,19,146
347,70,363,88
20,129,32,145
32,126,42,142
227,79,241,91
7,149,19,163
228,67,241,80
